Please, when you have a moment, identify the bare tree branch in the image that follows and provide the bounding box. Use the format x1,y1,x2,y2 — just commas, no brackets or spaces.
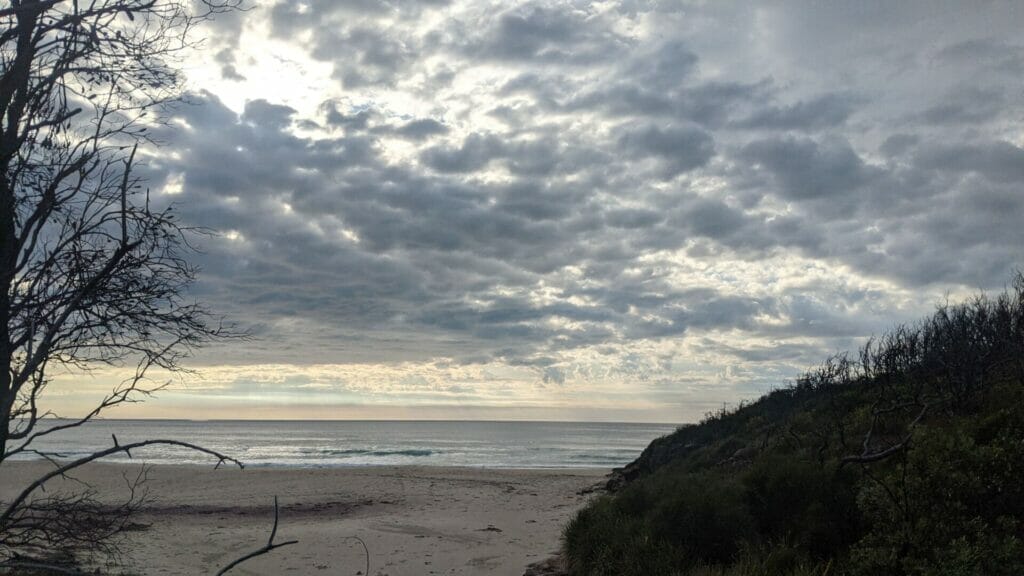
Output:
841,402,930,467
215,496,299,576
0,2,306,572
1,438,243,527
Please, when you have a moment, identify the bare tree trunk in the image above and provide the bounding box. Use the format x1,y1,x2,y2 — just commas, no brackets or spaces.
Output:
0,1,305,571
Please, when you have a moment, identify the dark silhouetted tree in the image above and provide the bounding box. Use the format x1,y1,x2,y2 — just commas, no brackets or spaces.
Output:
0,1,295,571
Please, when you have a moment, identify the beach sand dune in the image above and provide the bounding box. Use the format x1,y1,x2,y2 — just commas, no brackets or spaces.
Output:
2,463,606,575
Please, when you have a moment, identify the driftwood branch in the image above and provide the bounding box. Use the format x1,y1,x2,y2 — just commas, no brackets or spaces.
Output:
215,496,298,575
343,535,371,576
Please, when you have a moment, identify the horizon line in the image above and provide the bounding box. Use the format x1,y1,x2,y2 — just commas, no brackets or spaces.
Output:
43,416,683,426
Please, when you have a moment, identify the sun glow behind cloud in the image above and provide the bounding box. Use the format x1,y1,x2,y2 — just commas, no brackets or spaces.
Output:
183,13,337,117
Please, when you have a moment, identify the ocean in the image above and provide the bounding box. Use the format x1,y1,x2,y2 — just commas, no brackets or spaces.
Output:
14,419,678,469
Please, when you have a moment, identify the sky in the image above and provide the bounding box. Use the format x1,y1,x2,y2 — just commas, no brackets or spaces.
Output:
51,0,1024,422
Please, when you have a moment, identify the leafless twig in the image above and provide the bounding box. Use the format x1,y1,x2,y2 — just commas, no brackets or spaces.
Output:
215,496,299,575
1,438,242,528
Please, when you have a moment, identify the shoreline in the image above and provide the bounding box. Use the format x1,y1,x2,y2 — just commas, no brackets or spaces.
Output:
8,457,613,471
2,461,608,575
103,460,613,471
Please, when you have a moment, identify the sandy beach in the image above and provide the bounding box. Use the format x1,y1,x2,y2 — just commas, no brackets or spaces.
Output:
2,462,606,575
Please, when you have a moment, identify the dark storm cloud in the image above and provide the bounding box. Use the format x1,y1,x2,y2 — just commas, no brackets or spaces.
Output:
162,0,1024,388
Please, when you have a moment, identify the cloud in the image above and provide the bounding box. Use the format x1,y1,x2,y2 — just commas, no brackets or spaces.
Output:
735,93,860,131
468,4,626,64
933,38,1024,73
740,136,874,201
117,0,1024,419
914,141,1024,184
616,124,715,179
913,86,1006,126
242,99,297,129
420,133,506,173
396,118,449,140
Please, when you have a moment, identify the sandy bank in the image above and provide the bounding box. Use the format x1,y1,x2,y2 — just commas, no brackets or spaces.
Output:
1,462,606,575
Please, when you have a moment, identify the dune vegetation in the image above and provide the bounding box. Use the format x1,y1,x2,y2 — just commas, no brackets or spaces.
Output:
564,275,1024,576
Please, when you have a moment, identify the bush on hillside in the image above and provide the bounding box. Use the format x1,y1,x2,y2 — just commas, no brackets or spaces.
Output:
565,274,1024,575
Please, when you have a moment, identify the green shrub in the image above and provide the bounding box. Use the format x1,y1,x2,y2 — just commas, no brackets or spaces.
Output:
850,416,1024,576
647,474,754,564
742,456,860,557
564,275,1024,575
565,472,757,574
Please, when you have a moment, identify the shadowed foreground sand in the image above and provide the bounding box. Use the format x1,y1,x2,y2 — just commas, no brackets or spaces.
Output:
2,462,606,575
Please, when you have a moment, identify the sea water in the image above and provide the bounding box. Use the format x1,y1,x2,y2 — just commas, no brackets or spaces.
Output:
13,420,677,468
